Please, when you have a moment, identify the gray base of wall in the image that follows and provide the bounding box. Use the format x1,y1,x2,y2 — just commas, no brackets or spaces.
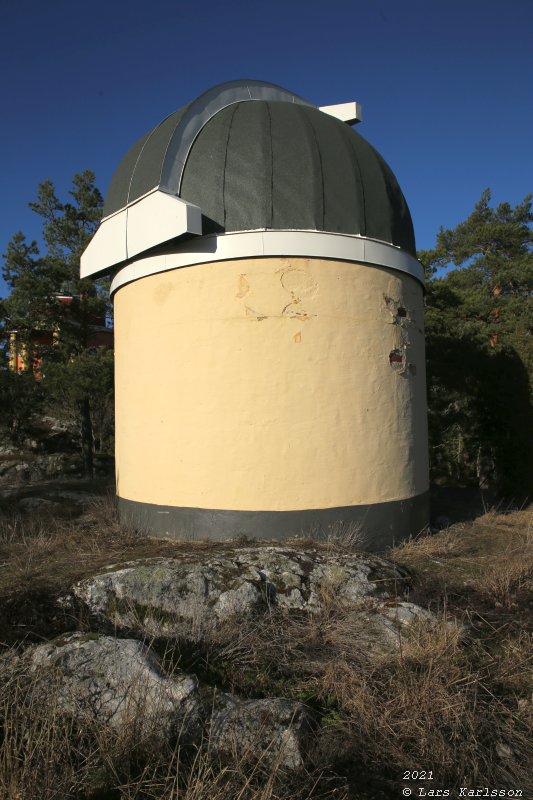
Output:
117,492,430,552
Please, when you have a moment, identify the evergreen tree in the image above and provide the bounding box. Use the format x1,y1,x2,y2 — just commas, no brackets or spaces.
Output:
0,368,43,444
1,171,113,476
44,348,115,469
422,190,533,496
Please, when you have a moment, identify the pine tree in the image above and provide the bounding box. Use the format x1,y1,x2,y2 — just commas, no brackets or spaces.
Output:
1,171,113,476
422,190,533,495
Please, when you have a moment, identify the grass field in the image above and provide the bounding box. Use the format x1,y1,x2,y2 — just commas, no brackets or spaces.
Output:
0,495,531,799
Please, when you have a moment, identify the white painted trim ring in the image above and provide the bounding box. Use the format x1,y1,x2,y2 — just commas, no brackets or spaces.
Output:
109,230,424,295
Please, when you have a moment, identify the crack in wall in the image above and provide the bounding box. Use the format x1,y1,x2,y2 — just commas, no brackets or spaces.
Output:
235,266,318,325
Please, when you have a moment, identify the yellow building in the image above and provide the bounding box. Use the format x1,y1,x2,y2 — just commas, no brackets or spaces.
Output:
81,80,428,549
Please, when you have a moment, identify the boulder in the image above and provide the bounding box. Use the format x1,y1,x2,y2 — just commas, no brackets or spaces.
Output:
210,695,314,771
14,462,31,479
18,496,58,512
379,600,435,627
27,634,202,741
3,633,320,771
73,547,410,638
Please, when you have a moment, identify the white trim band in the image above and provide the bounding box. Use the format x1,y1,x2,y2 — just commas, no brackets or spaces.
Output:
110,230,424,295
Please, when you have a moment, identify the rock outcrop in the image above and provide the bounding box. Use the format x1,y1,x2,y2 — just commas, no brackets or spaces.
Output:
73,546,411,640
210,696,314,770
27,634,201,741
2,544,451,773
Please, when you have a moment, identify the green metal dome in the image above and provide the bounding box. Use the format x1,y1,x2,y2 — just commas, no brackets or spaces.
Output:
103,80,416,256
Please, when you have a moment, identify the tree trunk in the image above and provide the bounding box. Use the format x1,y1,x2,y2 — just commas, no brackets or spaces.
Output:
78,396,94,478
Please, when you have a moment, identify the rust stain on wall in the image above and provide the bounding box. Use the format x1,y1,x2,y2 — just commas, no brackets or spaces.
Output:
236,274,250,298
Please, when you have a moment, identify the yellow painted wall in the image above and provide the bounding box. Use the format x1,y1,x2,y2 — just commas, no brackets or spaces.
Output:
114,257,428,511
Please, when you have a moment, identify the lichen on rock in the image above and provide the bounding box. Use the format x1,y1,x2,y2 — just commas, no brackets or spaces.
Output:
209,694,315,770
73,546,411,639
26,633,202,740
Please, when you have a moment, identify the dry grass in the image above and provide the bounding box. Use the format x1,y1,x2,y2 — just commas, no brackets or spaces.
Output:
307,518,368,552
0,651,97,799
0,646,343,800
478,553,533,608
0,497,531,798
389,507,533,616
197,602,531,795
0,494,235,644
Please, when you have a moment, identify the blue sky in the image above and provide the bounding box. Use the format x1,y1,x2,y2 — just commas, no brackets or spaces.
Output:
1,0,532,297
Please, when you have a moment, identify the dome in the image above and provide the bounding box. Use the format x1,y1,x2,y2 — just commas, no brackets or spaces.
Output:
85,81,428,546
103,80,416,256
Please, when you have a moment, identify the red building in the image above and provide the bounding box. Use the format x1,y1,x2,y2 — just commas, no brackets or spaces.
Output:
8,291,113,377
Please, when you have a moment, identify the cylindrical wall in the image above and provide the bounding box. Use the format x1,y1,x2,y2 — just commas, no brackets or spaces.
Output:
114,256,429,548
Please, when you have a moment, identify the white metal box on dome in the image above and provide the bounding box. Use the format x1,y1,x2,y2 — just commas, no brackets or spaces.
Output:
81,79,429,550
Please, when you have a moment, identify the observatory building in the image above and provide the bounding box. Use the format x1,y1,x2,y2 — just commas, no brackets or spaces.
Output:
81,80,429,550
